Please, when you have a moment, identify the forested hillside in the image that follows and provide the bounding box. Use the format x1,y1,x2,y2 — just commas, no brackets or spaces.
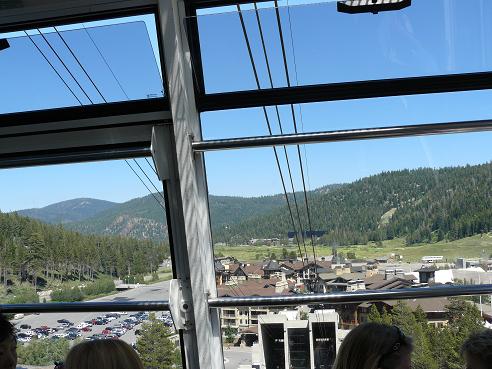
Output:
14,163,492,246
213,163,492,245
55,194,297,241
0,212,168,288
18,198,117,224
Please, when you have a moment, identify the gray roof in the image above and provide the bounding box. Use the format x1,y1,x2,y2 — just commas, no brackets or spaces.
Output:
263,260,281,271
214,261,225,272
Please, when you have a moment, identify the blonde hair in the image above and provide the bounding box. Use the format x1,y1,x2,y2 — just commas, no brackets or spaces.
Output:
333,323,413,369
64,339,144,369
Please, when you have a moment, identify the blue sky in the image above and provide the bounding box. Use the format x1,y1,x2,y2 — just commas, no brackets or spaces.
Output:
1,0,492,211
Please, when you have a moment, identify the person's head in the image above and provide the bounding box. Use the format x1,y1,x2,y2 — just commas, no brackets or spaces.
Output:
64,339,144,369
334,323,413,369
461,329,492,369
0,314,17,369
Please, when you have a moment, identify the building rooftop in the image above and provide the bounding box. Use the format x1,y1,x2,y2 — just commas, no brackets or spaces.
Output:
217,279,295,297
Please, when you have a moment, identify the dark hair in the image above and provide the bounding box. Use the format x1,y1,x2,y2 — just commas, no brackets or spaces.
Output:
461,329,492,363
0,314,15,343
333,323,413,369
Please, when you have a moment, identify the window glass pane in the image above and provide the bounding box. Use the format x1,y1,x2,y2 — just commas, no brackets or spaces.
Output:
197,0,492,93
0,159,180,367
207,133,492,369
200,90,492,140
10,311,180,367
0,15,164,115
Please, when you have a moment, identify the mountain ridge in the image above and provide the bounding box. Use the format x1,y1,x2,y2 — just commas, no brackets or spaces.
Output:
13,163,492,246
17,198,117,224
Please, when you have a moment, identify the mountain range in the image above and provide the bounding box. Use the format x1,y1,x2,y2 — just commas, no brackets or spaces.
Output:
15,162,492,245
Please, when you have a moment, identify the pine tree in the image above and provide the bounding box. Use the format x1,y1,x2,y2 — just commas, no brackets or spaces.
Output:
136,313,181,369
367,304,382,323
390,301,438,369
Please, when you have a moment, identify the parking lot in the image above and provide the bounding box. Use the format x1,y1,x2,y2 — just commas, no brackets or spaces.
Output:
13,280,172,346
15,310,173,344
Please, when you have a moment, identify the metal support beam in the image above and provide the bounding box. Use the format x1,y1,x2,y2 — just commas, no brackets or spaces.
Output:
0,0,158,33
0,300,169,314
155,0,224,367
189,0,271,10
192,119,492,151
198,72,492,112
0,143,150,169
0,98,170,131
0,99,170,168
208,284,492,307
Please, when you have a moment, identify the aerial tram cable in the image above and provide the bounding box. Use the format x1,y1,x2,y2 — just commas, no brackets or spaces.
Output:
53,26,107,103
23,31,83,106
273,1,329,337
125,160,167,212
273,0,318,271
82,24,130,100
236,5,306,267
36,28,95,104
31,27,167,213
132,159,166,202
49,27,167,210
145,157,160,177
249,3,310,265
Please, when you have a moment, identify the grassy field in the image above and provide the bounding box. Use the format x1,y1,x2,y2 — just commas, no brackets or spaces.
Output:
214,233,492,263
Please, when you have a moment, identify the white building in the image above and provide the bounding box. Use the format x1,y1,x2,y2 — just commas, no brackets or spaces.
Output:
255,309,339,369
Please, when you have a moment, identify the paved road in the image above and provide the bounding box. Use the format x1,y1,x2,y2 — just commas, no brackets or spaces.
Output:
14,281,171,345
224,347,252,369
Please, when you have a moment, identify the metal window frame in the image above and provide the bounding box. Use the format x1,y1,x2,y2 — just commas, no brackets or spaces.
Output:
2,284,492,313
1,3,492,369
0,0,158,33
153,0,225,365
197,72,492,112
0,7,171,168
184,1,492,114
192,118,492,152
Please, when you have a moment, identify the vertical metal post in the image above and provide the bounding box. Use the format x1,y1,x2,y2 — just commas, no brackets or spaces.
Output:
153,0,224,367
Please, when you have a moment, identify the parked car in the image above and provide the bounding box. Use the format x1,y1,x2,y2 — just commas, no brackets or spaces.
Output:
53,332,68,338
122,322,134,330
17,334,31,343
19,324,31,330
66,332,80,340
81,327,92,332
85,334,106,341
57,319,73,326
13,314,25,320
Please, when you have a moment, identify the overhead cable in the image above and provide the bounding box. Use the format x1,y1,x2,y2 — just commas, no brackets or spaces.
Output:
236,4,306,266
82,24,130,100
132,158,165,202
251,3,309,263
145,157,160,177
37,28,166,213
36,28,94,104
125,159,166,211
23,31,83,106
54,26,107,103
273,0,317,269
